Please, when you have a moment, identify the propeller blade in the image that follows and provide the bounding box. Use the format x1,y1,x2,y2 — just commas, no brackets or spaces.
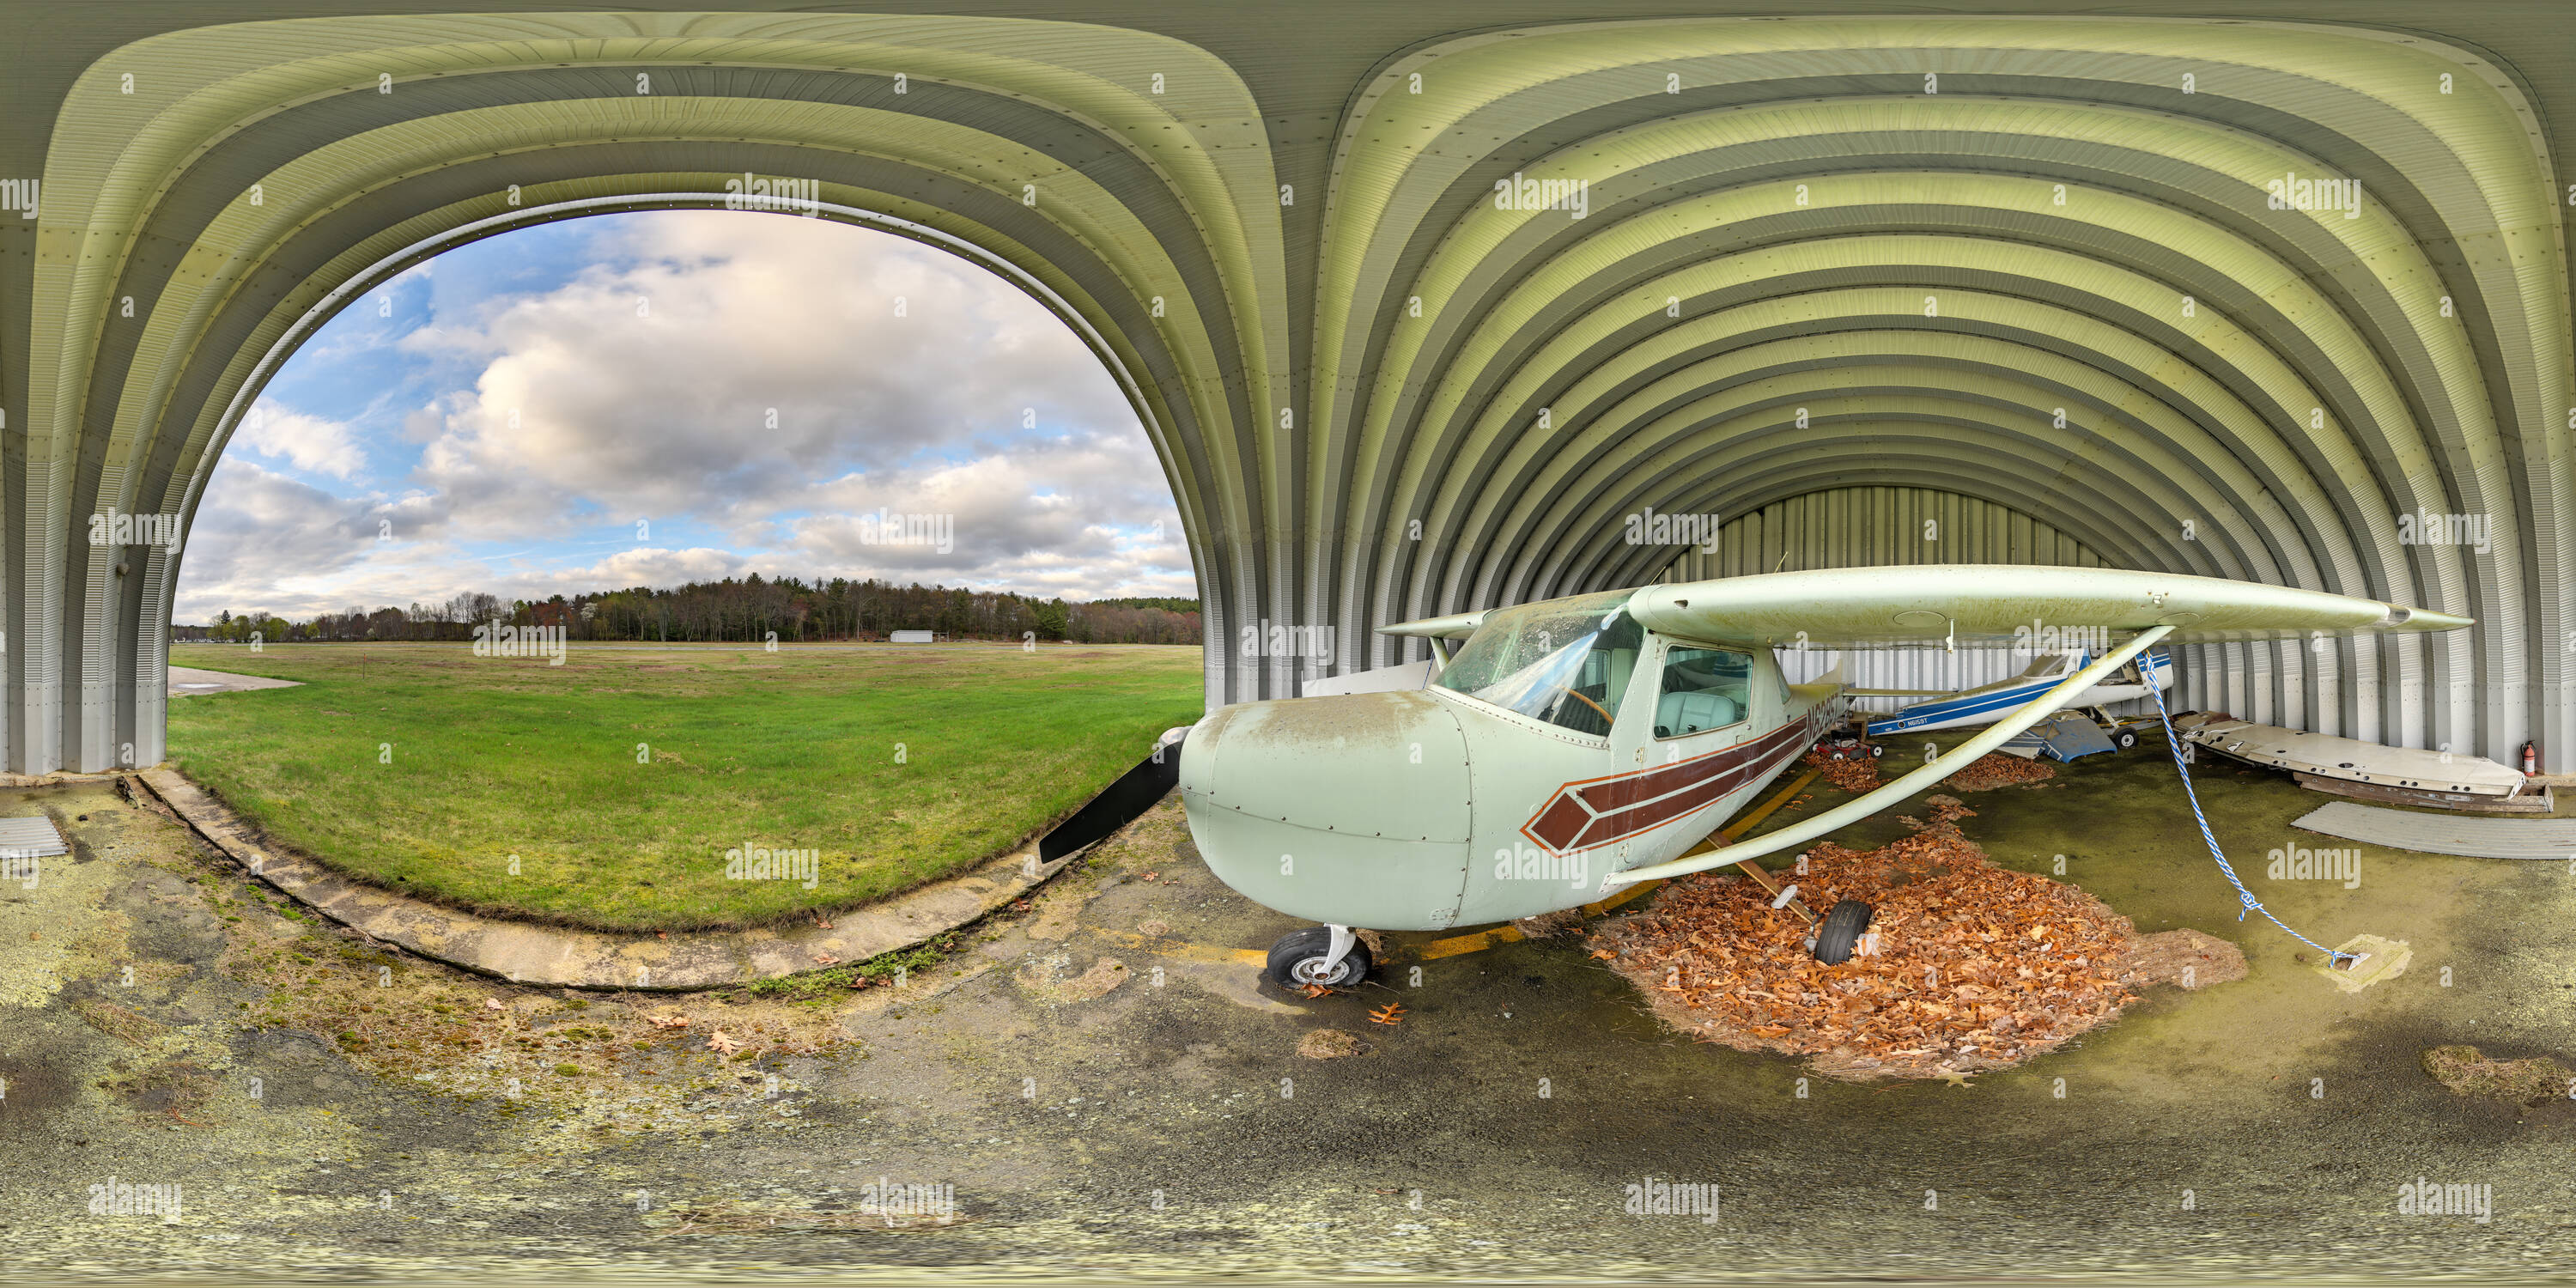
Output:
1038,729,1188,863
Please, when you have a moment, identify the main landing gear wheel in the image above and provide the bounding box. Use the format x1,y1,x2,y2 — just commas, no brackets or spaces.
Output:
1809,899,1874,965
1266,925,1374,988
2113,729,2140,750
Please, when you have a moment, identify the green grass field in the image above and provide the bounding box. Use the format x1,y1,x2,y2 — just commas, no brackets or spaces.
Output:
165,642,1204,931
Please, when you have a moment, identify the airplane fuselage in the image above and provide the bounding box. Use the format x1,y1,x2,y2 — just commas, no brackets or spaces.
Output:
1178,629,1845,932
1864,651,2172,737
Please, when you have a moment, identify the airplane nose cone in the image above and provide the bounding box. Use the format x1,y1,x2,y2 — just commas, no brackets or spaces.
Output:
1178,690,1473,929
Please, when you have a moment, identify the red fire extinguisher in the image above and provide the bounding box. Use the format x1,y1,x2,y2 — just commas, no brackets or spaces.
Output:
2524,741,2540,777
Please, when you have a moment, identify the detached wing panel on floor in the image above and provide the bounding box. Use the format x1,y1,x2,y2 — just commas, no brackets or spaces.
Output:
1626,565,2470,648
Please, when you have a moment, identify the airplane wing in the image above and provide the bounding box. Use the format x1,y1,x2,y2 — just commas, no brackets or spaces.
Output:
1626,565,2469,647
1376,609,1486,640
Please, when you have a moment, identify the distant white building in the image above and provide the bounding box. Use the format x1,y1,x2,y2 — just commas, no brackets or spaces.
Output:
889,629,935,644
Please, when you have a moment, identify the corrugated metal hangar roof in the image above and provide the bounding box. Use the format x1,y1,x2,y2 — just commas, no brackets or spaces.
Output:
0,4,2567,772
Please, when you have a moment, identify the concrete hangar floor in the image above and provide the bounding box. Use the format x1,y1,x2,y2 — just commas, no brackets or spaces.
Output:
5,725,2571,1281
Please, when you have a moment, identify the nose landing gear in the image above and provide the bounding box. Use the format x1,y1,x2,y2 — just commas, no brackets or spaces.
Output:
1265,924,1374,988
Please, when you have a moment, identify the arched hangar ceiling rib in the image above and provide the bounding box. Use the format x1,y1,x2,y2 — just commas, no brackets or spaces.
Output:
1666,486,2109,580
1351,131,2510,562
1342,191,2502,690
1403,282,2447,629
40,14,1292,435
1342,115,2510,698
1316,18,2564,465
1312,16,2566,762
1564,428,2210,588
1477,342,2344,601
1525,401,2268,595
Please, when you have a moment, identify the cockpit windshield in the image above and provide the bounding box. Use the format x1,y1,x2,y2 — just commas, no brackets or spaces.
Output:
1431,590,1643,738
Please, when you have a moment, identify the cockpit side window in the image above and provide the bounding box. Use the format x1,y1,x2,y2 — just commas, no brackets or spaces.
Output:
1655,646,1753,738
1431,591,1642,738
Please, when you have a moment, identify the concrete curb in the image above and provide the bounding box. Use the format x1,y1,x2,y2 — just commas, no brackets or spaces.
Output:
136,766,1072,989
1,771,131,789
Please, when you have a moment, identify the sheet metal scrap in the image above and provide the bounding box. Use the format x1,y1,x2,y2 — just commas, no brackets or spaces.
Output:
1591,822,2140,1081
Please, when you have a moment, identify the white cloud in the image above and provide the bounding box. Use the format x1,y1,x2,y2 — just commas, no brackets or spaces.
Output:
173,460,416,620
396,210,1138,543
236,401,366,479
544,546,751,590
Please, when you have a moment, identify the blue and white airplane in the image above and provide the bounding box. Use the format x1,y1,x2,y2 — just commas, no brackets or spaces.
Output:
1862,650,2172,738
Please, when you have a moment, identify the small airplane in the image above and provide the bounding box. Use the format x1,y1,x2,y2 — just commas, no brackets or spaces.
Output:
1860,649,2173,738
1045,566,2468,991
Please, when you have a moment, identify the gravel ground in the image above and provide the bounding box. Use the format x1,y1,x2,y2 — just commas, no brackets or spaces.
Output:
4,749,2573,1284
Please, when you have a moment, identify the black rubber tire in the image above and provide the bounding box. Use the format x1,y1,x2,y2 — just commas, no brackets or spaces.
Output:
1866,744,1885,759
2113,729,2139,750
1264,927,1374,988
1811,899,1874,965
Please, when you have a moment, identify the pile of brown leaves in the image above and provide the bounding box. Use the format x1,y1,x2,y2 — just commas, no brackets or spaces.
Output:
1945,753,2057,791
1590,820,2142,1080
1800,744,1882,793
1897,794,1979,832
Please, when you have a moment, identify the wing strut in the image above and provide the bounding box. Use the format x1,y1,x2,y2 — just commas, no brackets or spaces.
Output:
1601,627,2173,888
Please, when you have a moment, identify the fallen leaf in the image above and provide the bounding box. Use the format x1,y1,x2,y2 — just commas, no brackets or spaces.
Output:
649,1014,690,1030
707,1030,741,1055
1367,1001,1406,1026
483,999,505,1012
812,953,841,966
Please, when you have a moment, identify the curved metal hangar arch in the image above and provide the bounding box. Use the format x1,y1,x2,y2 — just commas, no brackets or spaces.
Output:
1,9,2568,775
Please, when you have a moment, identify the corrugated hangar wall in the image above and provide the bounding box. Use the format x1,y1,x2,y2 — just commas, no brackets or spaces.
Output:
1,10,2570,774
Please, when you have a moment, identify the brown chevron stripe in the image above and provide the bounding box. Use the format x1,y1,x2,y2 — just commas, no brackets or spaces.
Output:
1566,734,1812,849
1520,703,1835,853
1571,718,1814,813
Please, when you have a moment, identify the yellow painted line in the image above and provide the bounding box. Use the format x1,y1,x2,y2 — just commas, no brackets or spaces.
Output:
1724,767,1820,841
1090,927,1267,965
1583,878,1662,916
1415,924,1524,961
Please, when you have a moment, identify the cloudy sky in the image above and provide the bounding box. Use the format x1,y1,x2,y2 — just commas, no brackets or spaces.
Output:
179,210,1192,624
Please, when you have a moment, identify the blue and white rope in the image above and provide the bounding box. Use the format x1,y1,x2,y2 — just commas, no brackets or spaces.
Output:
2145,660,2356,966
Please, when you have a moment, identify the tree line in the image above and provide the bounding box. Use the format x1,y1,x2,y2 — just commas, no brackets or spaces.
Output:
173,576,1202,646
